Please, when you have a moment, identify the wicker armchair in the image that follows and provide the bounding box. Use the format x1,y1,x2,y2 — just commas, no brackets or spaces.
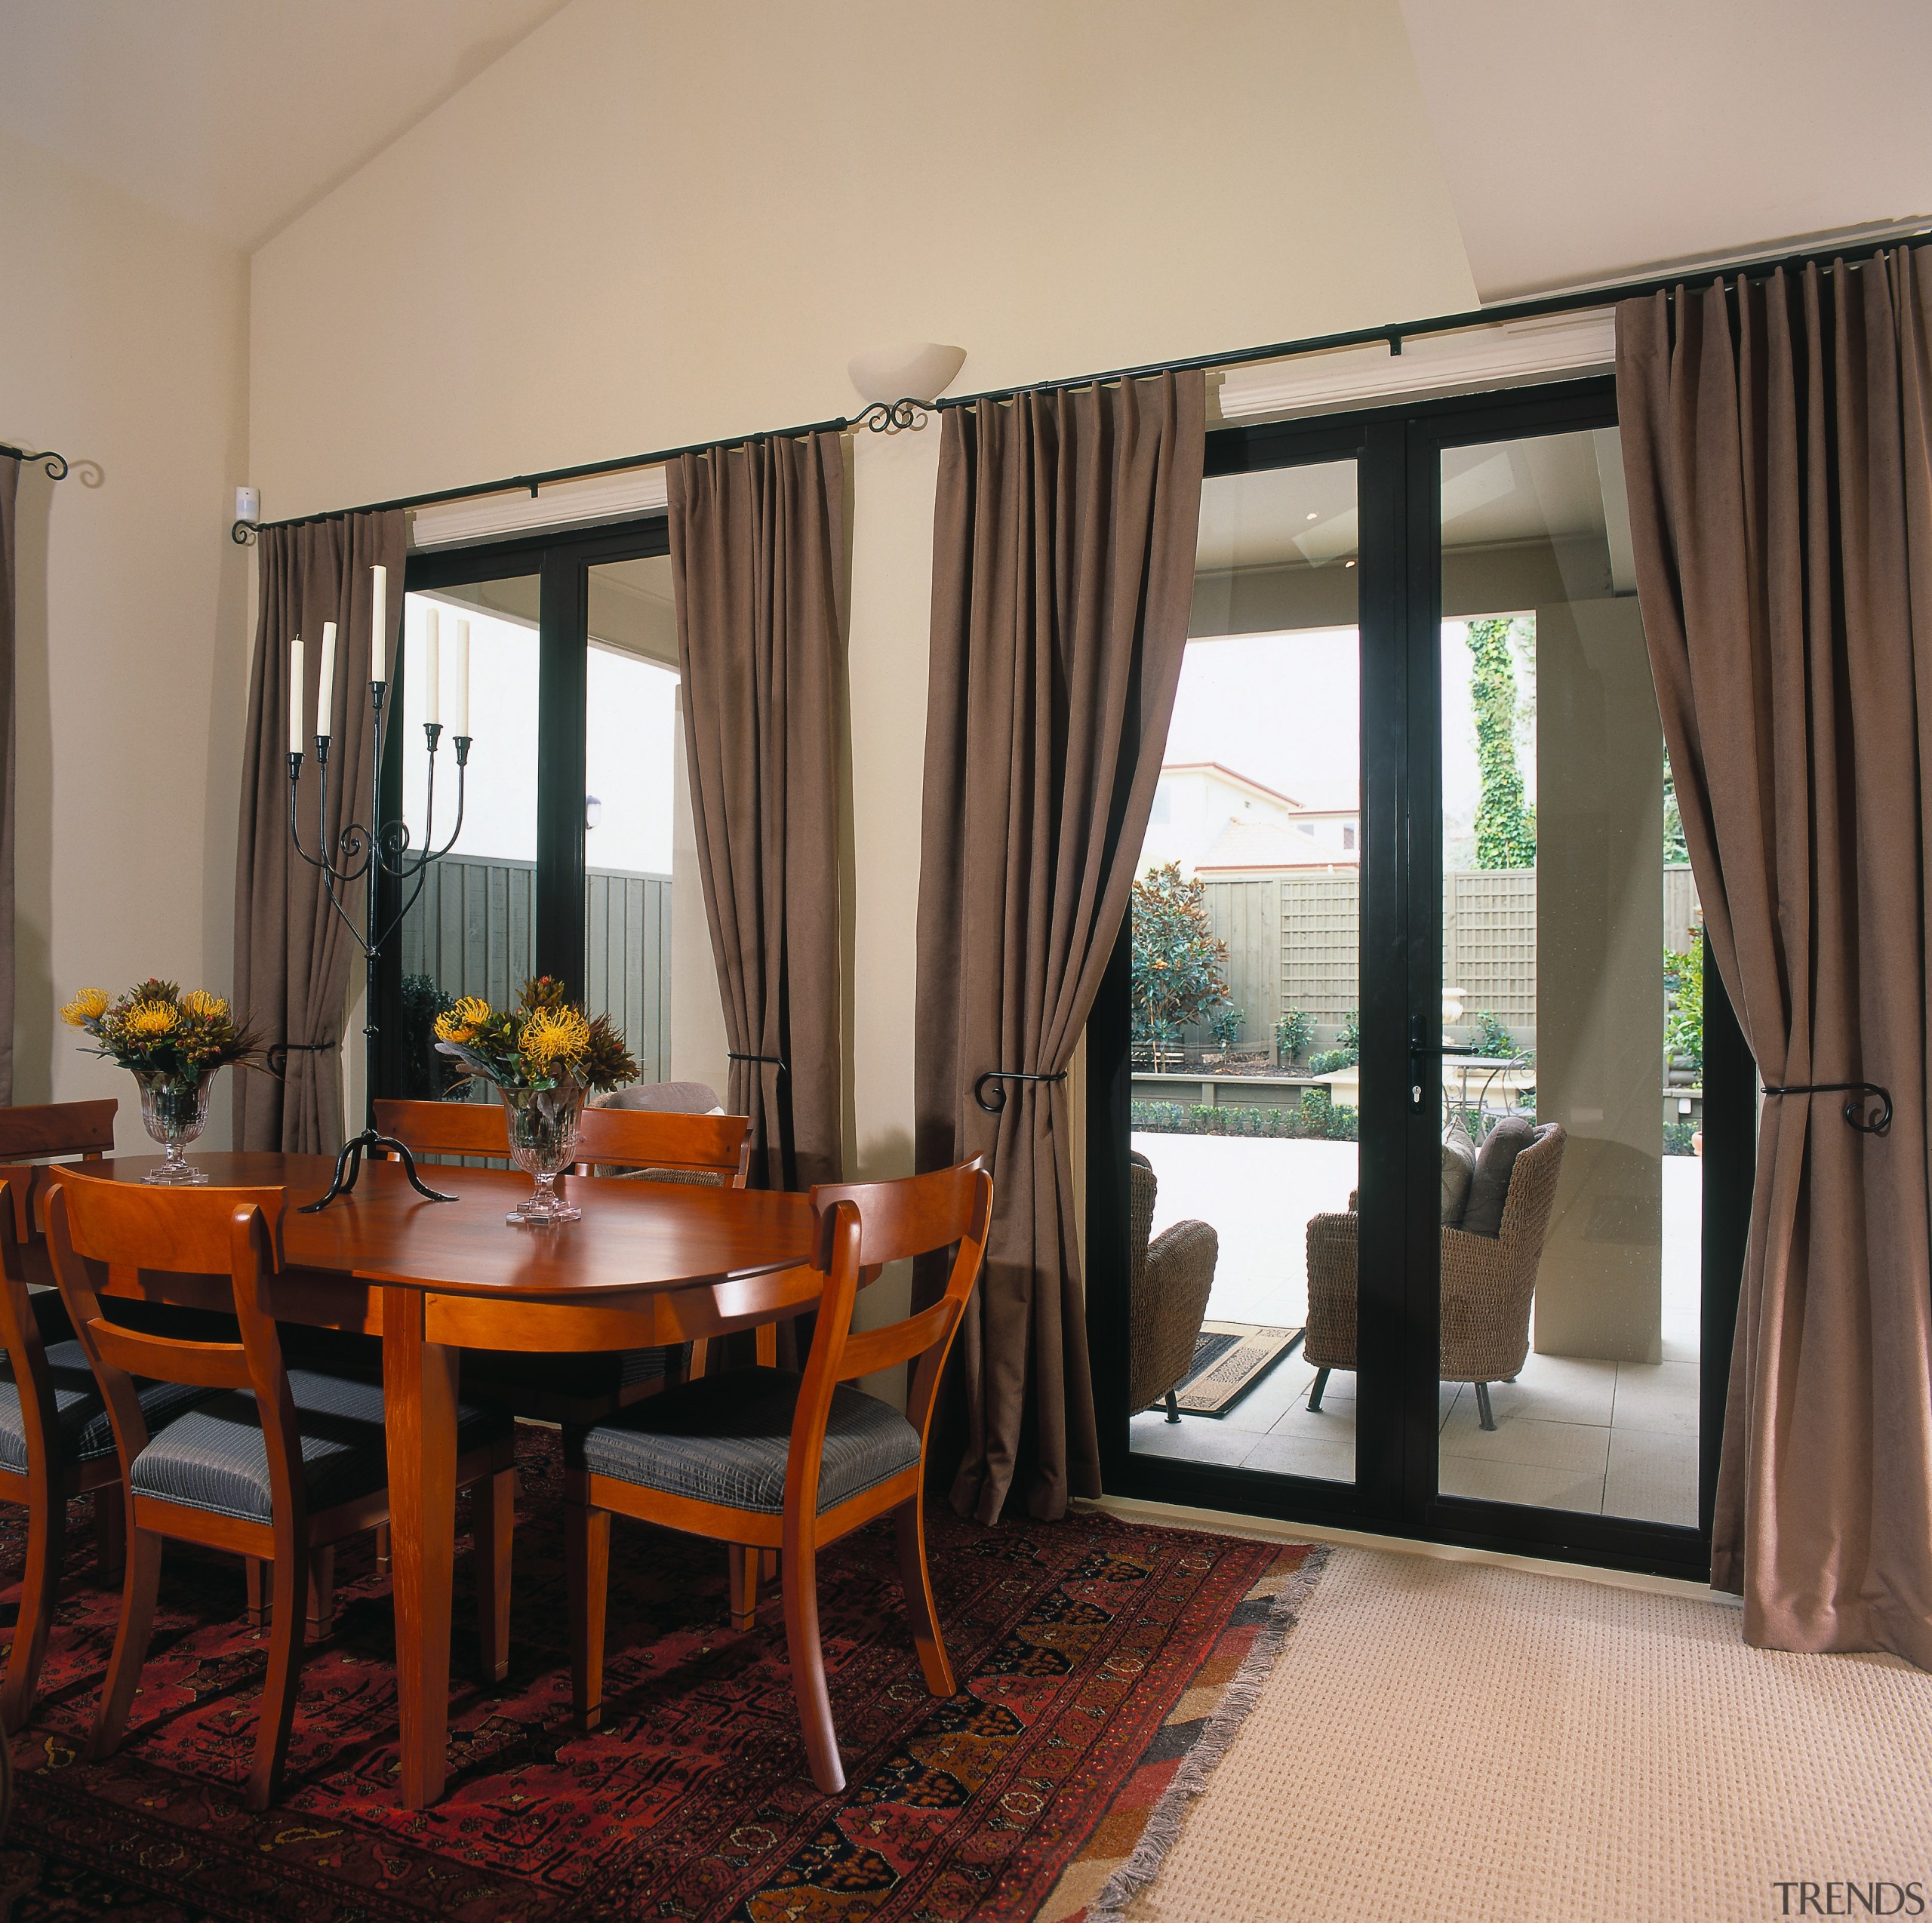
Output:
1129,1151,1220,1423
1303,1124,1567,1430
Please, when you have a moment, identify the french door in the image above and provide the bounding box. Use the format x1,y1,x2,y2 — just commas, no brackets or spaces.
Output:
1088,379,1754,1580
374,517,683,1102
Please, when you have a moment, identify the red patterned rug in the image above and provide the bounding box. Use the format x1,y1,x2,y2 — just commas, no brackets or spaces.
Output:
0,1428,1318,1922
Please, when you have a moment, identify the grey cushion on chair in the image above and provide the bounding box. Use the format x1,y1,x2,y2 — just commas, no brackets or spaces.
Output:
128,1368,512,1525
0,1341,211,1473
580,1368,921,1515
1460,1114,1538,1237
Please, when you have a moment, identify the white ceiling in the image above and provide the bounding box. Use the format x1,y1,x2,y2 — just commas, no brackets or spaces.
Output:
1,0,1927,294
0,0,571,249
1399,0,1932,298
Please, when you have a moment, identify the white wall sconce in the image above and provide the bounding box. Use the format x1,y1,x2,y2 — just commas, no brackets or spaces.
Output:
232,484,262,546
585,794,602,831
847,342,967,432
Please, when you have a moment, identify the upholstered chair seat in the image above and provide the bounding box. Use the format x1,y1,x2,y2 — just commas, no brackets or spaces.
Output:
0,1343,208,1475
577,1368,921,1515
128,1369,512,1525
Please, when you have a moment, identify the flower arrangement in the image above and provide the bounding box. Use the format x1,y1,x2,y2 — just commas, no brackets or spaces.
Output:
431,976,635,1094
60,979,263,1185
432,978,635,1225
61,980,262,1078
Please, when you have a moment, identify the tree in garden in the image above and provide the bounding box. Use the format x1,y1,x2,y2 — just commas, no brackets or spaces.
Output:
1275,1008,1314,1064
1663,936,1704,1072
1210,1005,1245,1051
1131,863,1229,1055
1467,616,1536,869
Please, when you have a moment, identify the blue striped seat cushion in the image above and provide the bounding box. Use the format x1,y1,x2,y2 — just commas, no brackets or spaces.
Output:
129,1368,512,1524
580,1368,921,1515
0,1341,210,1473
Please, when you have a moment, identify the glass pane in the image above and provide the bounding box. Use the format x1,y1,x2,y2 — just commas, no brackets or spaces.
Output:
1436,428,1699,1525
1128,456,1360,1485
394,578,541,1102
583,556,681,1088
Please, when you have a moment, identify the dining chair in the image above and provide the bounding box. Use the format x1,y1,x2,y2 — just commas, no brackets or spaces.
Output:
564,1157,993,1794
0,1101,223,1730
44,1167,518,1810
373,1097,758,1419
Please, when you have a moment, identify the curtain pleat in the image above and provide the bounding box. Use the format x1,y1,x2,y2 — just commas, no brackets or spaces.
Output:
667,434,845,1191
233,512,405,1153
1616,248,1932,1667
915,373,1207,1523
0,455,17,1106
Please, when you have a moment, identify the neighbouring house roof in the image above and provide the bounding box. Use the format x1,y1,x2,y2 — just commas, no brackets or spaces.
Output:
1194,819,1361,874
1159,762,1304,810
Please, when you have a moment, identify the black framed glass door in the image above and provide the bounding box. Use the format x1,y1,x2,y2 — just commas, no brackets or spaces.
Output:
375,516,677,1102
1089,379,1752,1580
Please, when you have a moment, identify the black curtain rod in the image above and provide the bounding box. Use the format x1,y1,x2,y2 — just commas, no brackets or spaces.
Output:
0,444,71,481
246,225,1930,539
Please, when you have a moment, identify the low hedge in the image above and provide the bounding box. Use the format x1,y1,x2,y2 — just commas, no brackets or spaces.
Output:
1131,1099,1359,1143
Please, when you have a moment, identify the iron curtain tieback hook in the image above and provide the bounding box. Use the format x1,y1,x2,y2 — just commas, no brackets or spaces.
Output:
973,1069,1068,1116
1761,1080,1894,1137
727,1052,788,1074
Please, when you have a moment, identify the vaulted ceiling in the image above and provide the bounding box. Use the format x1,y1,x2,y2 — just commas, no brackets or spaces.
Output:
0,0,1926,294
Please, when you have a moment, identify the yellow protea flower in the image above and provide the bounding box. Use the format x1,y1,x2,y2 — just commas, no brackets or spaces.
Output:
434,996,493,1045
122,1000,181,1040
518,1005,590,1076
60,988,111,1028
180,989,229,1022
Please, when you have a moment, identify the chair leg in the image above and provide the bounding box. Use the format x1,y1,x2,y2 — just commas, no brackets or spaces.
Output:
2,1484,68,1732
1308,1367,1331,1413
688,1337,711,1380
726,1544,758,1632
306,1545,335,1638
89,1524,162,1761
472,1468,515,1683
374,1521,392,1576
566,1500,609,1732
244,1555,271,1627
245,1549,305,1812
94,1489,125,1586
1475,1382,1497,1431
1164,1389,1182,1424
894,1498,954,1698
780,1537,843,1795
760,1548,778,1584
754,1324,777,1368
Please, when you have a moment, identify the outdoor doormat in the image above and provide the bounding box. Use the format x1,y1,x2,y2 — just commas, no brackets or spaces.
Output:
0,1427,1303,1923
1174,1321,1304,1416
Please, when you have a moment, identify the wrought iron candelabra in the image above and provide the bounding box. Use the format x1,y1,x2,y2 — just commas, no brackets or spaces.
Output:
288,675,472,1211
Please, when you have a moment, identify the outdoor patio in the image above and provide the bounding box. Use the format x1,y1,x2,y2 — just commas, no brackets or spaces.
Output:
1130,1133,1703,1525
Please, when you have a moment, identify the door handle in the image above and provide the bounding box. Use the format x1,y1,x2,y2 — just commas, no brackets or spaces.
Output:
1409,1015,1451,1111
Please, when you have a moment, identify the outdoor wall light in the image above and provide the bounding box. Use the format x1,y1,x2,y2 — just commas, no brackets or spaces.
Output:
585,794,602,830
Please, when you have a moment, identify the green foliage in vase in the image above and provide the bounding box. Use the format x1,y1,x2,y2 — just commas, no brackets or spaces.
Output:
61,980,263,1081
433,976,637,1094
1131,863,1229,1047
1468,616,1537,869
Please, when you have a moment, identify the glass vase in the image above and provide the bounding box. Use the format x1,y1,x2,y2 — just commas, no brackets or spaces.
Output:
134,1067,215,1185
497,1079,585,1225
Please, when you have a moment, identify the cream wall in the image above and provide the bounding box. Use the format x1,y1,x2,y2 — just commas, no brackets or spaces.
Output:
249,0,1478,1209
0,131,251,1148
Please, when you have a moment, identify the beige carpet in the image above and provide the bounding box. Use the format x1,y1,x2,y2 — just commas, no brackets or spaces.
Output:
1100,1545,1932,1923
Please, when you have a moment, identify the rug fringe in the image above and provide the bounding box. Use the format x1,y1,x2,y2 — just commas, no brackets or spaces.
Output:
1084,1541,1333,1923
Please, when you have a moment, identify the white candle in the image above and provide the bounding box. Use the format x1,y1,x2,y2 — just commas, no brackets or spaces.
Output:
423,605,440,725
315,620,337,739
454,618,470,735
370,564,387,683
289,635,304,755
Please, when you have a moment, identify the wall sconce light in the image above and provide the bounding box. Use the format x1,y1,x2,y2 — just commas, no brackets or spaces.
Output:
847,342,967,433
232,484,261,546
585,793,602,831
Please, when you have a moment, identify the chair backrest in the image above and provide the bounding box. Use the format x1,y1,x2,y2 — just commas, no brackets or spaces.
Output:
573,1106,752,1185
0,1098,118,1246
373,1097,510,1164
44,1168,307,1522
1497,1123,1567,1255
783,1161,992,1513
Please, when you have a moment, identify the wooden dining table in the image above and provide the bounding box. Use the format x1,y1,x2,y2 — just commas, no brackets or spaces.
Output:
71,1151,820,1808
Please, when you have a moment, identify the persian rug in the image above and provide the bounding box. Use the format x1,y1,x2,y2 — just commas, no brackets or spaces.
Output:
0,1428,1317,1922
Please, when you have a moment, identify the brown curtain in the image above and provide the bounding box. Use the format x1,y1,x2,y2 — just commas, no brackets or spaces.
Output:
668,434,845,1191
0,455,17,1106
915,372,1207,1524
1617,249,1932,1668
233,512,405,1153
